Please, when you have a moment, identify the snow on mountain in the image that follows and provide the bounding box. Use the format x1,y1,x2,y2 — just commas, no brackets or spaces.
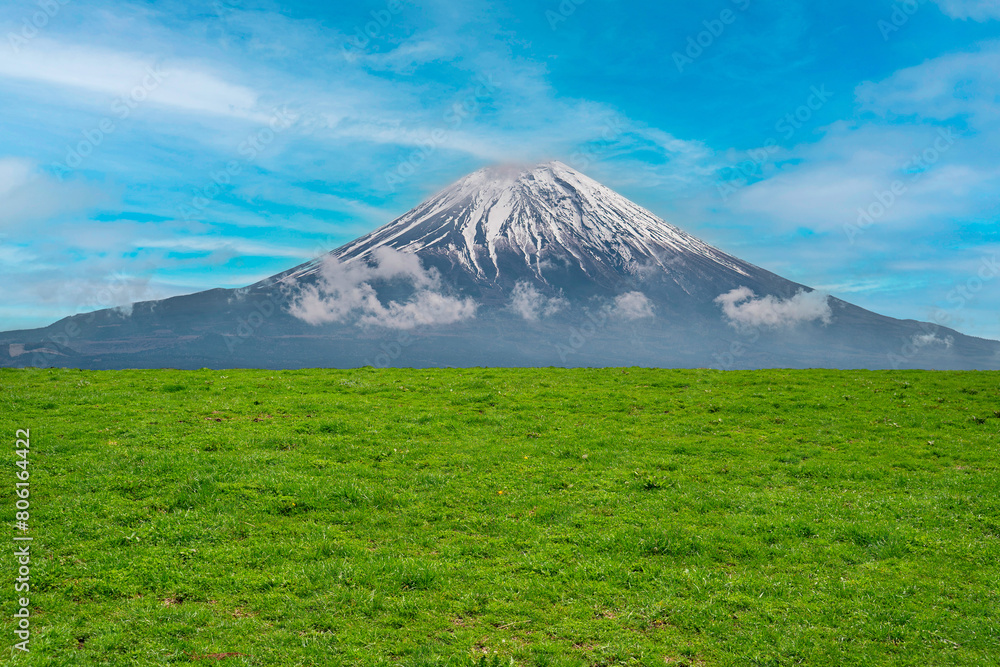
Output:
282,161,753,286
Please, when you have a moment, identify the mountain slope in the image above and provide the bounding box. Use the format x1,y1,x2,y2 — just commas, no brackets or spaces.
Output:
281,162,753,286
1,161,998,370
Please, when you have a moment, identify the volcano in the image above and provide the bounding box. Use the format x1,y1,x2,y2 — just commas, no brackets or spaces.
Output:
2,161,998,370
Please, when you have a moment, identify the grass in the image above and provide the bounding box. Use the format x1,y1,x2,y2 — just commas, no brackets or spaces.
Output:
1,367,999,666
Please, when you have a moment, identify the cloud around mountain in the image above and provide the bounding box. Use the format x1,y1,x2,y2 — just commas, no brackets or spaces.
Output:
715,287,832,330
508,281,567,321
610,292,655,320
911,332,954,350
287,247,477,329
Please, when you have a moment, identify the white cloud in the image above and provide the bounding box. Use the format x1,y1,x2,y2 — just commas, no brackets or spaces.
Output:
0,250,195,331
0,158,32,198
0,39,268,121
732,140,1000,233
609,291,655,320
0,243,36,265
508,281,567,321
353,38,452,74
911,332,954,349
856,43,1000,124
933,0,1000,21
1,7,720,192
0,158,106,229
287,248,477,329
233,182,388,222
56,272,163,317
730,43,1000,235
133,237,310,259
812,279,889,294
715,287,832,329
357,289,477,329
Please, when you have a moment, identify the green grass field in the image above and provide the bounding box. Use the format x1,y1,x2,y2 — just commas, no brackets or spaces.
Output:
1,368,999,666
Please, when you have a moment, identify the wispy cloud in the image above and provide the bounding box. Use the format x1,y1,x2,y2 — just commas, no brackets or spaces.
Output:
932,0,1000,21
0,158,106,228
856,41,1000,124
0,39,269,121
724,42,1000,239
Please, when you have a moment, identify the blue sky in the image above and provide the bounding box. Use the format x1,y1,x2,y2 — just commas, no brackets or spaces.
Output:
1,0,999,339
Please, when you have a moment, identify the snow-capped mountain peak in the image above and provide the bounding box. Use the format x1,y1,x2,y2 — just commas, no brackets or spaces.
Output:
287,161,751,286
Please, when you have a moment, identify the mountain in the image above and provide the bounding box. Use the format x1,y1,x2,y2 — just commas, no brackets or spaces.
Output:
280,162,755,292
2,161,998,370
